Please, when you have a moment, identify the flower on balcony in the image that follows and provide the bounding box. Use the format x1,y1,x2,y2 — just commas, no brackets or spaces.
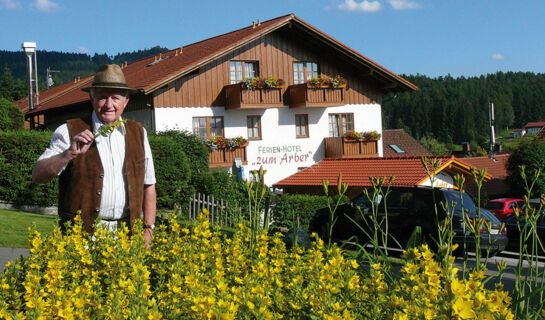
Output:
241,76,285,89
307,75,329,87
308,74,347,88
344,131,363,140
344,130,381,141
204,136,248,150
364,130,381,140
330,75,347,88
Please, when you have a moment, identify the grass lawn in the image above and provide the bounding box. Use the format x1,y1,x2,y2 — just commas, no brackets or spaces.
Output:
0,210,58,248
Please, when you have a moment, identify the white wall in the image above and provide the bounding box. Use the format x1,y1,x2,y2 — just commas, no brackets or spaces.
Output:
155,104,382,185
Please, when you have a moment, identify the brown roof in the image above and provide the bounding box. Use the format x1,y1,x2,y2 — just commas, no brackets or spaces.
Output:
462,154,511,197
273,156,490,189
382,129,432,157
462,154,509,180
22,13,417,116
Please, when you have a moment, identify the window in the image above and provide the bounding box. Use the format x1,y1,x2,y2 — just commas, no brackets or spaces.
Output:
328,113,354,137
295,114,309,138
389,144,406,154
293,62,318,84
230,61,258,84
192,116,224,138
247,115,261,140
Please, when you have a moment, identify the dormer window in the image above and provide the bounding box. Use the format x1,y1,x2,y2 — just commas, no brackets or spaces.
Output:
293,62,318,84
230,61,258,84
389,144,406,154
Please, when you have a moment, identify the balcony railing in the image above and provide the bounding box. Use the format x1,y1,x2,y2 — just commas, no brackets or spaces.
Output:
225,84,283,109
324,137,378,158
288,83,345,108
209,146,248,168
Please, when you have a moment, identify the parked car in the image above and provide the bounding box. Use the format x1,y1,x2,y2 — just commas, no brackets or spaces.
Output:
485,198,525,220
309,187,507,256
503,202,545,255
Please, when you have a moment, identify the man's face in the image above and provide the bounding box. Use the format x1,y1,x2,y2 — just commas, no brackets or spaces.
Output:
91,88,129,124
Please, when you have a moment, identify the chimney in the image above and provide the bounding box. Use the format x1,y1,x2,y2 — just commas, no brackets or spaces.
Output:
257,19,261,26
252,21,255,28
22,42,38,110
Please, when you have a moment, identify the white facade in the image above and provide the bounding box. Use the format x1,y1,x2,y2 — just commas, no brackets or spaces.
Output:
155,104,383,186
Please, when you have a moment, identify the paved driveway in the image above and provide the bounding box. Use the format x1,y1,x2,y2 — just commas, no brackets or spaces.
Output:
0,247,29,273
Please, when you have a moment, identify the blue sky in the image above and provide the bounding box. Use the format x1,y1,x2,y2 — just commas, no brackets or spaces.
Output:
1,0,544,78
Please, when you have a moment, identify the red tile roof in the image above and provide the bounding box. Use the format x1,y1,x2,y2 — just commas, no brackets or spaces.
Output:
462,154,511,197
462,154,509,179
382,129,432,157
22,13,417,116
273,156,489,189
524,122,545,129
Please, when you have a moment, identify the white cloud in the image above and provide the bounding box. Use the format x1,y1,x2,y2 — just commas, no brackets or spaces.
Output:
388,0,422,10
338,0,383,12
77,46,89,54
0,0,19,9
492,53,505,60
32,0,59,12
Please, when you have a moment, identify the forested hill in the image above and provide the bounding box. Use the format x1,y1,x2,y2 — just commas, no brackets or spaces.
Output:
383,72,545,145
0,46,169,88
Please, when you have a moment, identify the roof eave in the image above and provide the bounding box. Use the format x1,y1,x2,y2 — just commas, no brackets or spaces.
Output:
289,16,418,92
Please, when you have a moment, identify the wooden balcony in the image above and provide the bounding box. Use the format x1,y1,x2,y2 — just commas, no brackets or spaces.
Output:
324,137,378,158
209,146,248,168
225,84,283,109
288,83,345,108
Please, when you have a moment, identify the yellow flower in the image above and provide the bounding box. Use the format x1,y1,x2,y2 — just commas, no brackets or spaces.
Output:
450,279,466,296
453,297,476,319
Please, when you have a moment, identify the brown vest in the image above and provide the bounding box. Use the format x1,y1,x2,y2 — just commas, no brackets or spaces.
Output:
58,118,146,233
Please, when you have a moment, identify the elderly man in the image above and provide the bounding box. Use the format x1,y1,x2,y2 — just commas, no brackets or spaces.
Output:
32,64,156,243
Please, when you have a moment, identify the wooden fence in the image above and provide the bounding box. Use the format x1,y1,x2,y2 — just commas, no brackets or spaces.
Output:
188,192,241,227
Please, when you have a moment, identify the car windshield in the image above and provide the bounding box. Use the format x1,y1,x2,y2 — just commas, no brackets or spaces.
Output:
443,190,476,213
477,208,501,223
352,194,375,208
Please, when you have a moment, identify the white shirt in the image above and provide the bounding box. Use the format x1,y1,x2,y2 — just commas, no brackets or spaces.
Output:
38,112,156,220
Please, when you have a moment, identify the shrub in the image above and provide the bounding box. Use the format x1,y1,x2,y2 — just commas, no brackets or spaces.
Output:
193,170,247,209
0,98,24,131
506,139,545,197
148,134,191,210
0,130,57,206
155,130,208,174
271,194,346,230
0,214,514,319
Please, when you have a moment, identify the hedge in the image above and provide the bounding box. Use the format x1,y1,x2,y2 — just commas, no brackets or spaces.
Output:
154,130,208,176
271,194,347,230
148,134,191,209
0,129,200,210
0,130,57,206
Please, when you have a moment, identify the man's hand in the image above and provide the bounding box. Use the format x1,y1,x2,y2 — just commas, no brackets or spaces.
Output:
143,228,153,248
68,129,94,157
32,129,94,184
